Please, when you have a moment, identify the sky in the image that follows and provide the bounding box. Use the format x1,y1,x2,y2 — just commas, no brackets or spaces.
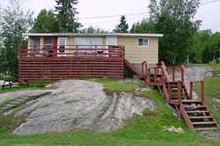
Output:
0,0,219,32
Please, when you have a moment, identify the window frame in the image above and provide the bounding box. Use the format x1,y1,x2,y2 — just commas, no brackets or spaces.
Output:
44,36,53,50
138,38,149,47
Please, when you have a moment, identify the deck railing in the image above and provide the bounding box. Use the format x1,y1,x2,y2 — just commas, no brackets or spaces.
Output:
19,45,125,58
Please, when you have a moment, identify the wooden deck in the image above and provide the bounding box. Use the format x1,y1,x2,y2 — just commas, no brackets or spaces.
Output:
19,45,124,84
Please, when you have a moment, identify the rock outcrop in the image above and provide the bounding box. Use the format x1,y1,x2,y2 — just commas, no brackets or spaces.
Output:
13,80,156,135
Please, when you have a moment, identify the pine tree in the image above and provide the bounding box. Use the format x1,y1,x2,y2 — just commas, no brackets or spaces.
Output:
114,15,129,33
55,0,80,32
32,9,58,33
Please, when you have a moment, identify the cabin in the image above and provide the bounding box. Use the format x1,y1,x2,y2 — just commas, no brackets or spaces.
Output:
18,33,219,132
19,33,163,84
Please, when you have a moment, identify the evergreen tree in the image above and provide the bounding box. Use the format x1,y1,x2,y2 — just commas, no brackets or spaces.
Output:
55,0,80,32
114,15,129,33
80,26,108,33
130,19,156,33
32,9,58,33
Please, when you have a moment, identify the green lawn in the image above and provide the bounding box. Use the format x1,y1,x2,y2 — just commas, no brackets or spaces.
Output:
0,90,219,146
0,77,219,145
86,78,145,94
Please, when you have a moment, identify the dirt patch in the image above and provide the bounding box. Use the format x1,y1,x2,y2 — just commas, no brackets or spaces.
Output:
200,131,220,140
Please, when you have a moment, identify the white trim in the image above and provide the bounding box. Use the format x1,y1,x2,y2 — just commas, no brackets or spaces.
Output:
23,33,163,38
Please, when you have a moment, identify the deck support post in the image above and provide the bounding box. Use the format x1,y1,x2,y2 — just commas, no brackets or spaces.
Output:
154,68,157,84
201,81,205,104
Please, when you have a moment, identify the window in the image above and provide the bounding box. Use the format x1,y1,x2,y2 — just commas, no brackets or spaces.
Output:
31,37,40,49
44,37,53,50
58,37,67,53
138,38,149,46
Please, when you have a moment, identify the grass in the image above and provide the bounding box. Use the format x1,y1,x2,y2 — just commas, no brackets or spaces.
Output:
0,77,219,145
0,80,52,94
0,86,38,94
86,78,145,94
190,63,220,69
0,98,17,108
0,90,219,145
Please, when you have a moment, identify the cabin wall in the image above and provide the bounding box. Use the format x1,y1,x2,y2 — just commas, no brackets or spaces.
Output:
117,36,159,64
26,35,159,65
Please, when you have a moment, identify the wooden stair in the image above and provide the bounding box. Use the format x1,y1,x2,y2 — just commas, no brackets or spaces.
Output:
180,100,218,131
141,60,218,131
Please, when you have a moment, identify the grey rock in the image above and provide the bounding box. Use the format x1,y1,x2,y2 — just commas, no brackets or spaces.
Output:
0,90,52,104
13,80,156,135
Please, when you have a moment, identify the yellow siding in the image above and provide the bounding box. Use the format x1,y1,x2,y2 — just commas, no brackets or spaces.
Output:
27,35,159,63
40,36,44,48
118,36,158,64
67,36,74,46
28,37,31,49
67,36,75,55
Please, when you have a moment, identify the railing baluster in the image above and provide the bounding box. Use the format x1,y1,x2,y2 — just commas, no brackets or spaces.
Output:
19,45,125,58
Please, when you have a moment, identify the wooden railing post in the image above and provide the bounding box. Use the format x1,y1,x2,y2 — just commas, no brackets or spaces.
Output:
201,81,205,104
181,66,184,82
52,45,56,57
141,61,146,76
178,81,182,105
190,82,193,100
154,68,157,84
172,67,175,82
148,68,151,83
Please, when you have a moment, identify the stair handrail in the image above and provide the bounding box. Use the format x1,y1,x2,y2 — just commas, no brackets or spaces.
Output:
124,59,142,77
157,61,170,102
159,61,169,82
141,61,147,77
179,102,195,131
181,66,191,99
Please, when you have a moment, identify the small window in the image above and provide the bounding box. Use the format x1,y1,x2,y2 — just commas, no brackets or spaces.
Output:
138,38,149,46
